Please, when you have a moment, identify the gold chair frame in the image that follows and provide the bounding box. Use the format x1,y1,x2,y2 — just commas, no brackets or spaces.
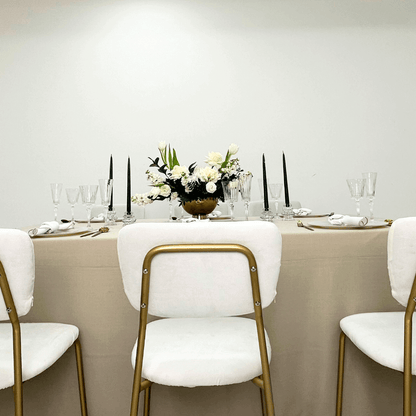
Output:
129,243,276,416
336,273,416,416
0,261,88,416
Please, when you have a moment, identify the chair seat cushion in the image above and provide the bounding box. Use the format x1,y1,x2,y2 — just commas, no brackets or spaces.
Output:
341,312,416,374
0,322,79,389
132,317,271,387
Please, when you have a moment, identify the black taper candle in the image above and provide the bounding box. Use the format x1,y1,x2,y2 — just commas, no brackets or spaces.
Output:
109,155,113,211
283,151,290,207
262,154,269,211
127,156,131,215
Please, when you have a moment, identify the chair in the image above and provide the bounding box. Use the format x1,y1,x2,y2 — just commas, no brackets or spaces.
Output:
335,217,416,416
117,221,282,415
0,229,88,416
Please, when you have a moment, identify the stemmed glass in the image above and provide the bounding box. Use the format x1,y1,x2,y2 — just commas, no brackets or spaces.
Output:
50,183,63,222
239,173,252,221
65,188,80,226
346,179,366,216
268,183,283,215
222,180,239,221
79,185,98,229
98,179,114,225
362,172,377,221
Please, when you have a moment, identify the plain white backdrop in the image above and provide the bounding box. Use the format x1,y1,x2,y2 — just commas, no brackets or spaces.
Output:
1,0,415,228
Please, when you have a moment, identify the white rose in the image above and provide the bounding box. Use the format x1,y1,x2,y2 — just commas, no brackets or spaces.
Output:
150,186,161,197
206,152,223,167
158,141,167,151
206,182,217,193
196,166,220,182
160,184,171,197
170,165,189,180
228,143,239,155
171,192,178,200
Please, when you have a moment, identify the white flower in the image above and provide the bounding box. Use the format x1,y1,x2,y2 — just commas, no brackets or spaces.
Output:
132,193,153,206
158,141,167,151
195,166,220,183
206,182,217,193
150,186,161,197
171,192,178,200
170,165,189,180
228,143,239,155
230,180,239,189
205,152,223,167
160,184,171,197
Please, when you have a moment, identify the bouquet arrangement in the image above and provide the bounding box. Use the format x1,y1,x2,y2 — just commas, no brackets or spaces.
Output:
132,142,243,206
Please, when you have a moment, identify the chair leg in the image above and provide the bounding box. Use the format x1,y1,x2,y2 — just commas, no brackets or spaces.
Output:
259,385,266,416
336,332,346,416
13,383,23,416
143,385,151,416
262,371,275,416
74,338,88,416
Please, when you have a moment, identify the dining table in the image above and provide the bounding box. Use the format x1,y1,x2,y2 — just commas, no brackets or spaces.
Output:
0,217,408,416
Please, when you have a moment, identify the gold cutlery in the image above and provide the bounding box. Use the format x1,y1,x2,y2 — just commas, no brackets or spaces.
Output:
90,227,110,237
297,220,315,231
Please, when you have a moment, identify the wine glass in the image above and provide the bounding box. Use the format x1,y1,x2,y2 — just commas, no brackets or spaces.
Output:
268,183,283,215
239,173,252,221
98,179,114,225
346,179,366,216
362,172,377,221
50,183,63,222
79,185,98,229
222,180,239,221
65,188,80,226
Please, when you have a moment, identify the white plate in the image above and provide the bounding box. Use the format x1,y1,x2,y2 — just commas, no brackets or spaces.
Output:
75,219,121,223
307,219,389,230
30,228,90,238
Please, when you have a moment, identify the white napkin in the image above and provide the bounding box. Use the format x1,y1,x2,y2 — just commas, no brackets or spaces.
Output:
92,213,106,221
207,210,222,218
28,221,74,237
181,218,210,223
293,208,312,216
328,214,368,227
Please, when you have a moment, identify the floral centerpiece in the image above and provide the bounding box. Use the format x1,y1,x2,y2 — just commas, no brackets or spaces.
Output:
132,142,243,216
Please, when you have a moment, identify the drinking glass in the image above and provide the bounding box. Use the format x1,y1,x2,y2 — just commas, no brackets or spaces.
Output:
98,179,114,225
362,172,377,221
65,188,80,225
222,180,239,221
79,185,98,229
346,179,366,216
239,173,252,221
50,183,63,222
268,183,283,214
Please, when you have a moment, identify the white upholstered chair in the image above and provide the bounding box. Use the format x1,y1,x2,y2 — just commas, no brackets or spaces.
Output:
117,221,282,415
336,217,416,416
0,229,88,416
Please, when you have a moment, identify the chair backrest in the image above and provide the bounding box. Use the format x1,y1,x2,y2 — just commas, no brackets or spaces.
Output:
0,229,35,320
118,221,282,318
388,217,416,307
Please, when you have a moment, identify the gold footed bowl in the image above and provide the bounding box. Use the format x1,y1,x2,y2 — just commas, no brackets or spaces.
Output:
182,198,218,219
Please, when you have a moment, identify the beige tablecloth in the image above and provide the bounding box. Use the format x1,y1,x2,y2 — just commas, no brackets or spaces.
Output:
0,219,408,415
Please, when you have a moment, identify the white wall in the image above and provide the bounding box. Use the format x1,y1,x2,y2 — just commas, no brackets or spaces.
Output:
1,0,415,228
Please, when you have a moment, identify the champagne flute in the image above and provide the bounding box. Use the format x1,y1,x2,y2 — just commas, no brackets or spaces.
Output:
50,183,63,222
346,179,366,216
222,180,239,221
65,188,80,226
98,179,114,225
239,173,252,221
79,185,98,229
268,183,283,215
362,172,377,221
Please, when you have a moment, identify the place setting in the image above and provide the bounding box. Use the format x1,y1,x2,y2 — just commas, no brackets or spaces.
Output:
305,172,390,230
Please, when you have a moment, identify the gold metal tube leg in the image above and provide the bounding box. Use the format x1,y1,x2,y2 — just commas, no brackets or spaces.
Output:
336,332,346,416
143,385,151,416
13,383,23,416
259,386,266,416
74,339,88,416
